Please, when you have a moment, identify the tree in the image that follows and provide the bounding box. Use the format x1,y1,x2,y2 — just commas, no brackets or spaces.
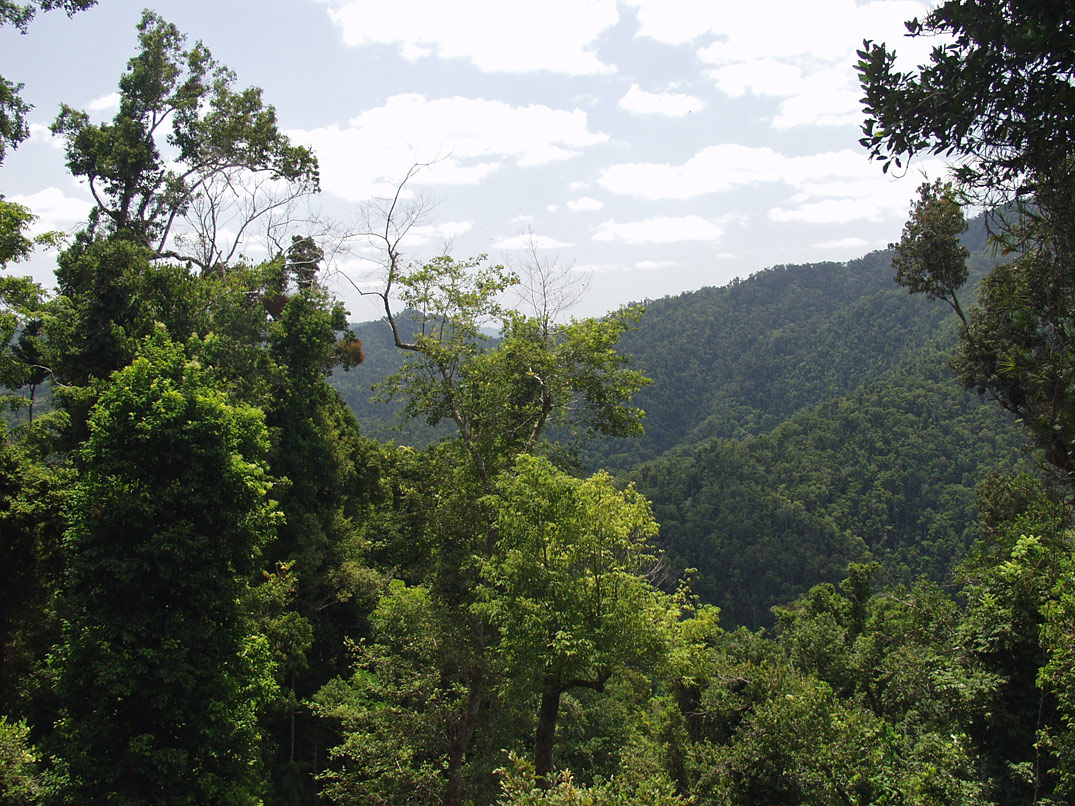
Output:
857,0,1075,201
963,472,1075,801
2,197,63,418
476,454,672,784
859,1,1075,491
0,198,36,268
317,173,651,805
51,10,318,272
890,180,970,327
495,752,687,806
355,170,648,485
55,335,279,804
378,253,648,490
0,271,48,410
256,280,380,803
378,258,647,803
1042,550,1075,799
0,715,46,804
312,580,458,806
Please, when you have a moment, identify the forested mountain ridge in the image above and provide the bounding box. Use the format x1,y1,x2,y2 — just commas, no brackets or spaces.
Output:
326,222,1033,633
331,215,996,473
632,334,1032,627
579,213,997,471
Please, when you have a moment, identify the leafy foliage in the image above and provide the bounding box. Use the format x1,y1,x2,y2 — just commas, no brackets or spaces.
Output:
857,0,1075,197
496,753,686,806
55,335,279,804
863,0,1075,493
50,10,318,268
477,455,672,780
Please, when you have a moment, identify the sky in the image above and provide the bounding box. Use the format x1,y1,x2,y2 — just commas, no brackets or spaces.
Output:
0,0,947,321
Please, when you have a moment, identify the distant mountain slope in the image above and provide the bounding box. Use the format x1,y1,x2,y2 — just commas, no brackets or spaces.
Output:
329,311,449,446
331,219,994,466
329,222,1031,627
632,336,1031,628
581,249,962,471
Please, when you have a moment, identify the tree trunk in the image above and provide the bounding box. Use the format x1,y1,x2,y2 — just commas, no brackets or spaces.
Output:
445,675,483,806
534,678,562,787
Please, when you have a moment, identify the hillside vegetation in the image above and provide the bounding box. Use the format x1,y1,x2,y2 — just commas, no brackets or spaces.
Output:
331,222,1031,631
4,3,1075,805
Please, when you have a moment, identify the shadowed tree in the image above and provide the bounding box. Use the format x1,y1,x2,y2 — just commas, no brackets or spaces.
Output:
55,335,279,804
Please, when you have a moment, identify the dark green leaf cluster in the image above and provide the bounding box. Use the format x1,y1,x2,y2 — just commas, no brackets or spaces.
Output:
857,0,1075,197
55,336,278,804
892,180,969,311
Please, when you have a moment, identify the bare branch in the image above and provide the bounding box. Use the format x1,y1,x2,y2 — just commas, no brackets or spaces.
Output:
163,166,318,273
323,161,444,350
509,228,590,332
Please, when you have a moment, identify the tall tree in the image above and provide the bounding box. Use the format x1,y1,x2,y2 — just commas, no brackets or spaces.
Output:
859,1,1075,490
51,10,318,272
477,454,671,784
257,278,379,804
383,255,648,803
319,200,650,803
55,335,279,804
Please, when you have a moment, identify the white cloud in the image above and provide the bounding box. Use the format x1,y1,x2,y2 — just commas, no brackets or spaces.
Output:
323,0,618,74
86,92,120,112
494,233,573,250
291,94,609,201
707,58,861,128
625,0,935,129
622,0,725,45
770,157,947,223
598,144,790,200
635,259,678,270
709,60,803,99
627,0,930,58
771,198,886,224
547,204,560,213
567,196,604,212
574,262,625,274
600,144,947,225
594,215,727,244
770,60,866,128
407,220,475,245
9,187,91,232
619,84,702,117
27,124,62,149
813,236,868,249
604,143,905,190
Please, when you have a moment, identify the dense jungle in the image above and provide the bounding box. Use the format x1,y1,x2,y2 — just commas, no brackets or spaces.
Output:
3,1,1075,804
